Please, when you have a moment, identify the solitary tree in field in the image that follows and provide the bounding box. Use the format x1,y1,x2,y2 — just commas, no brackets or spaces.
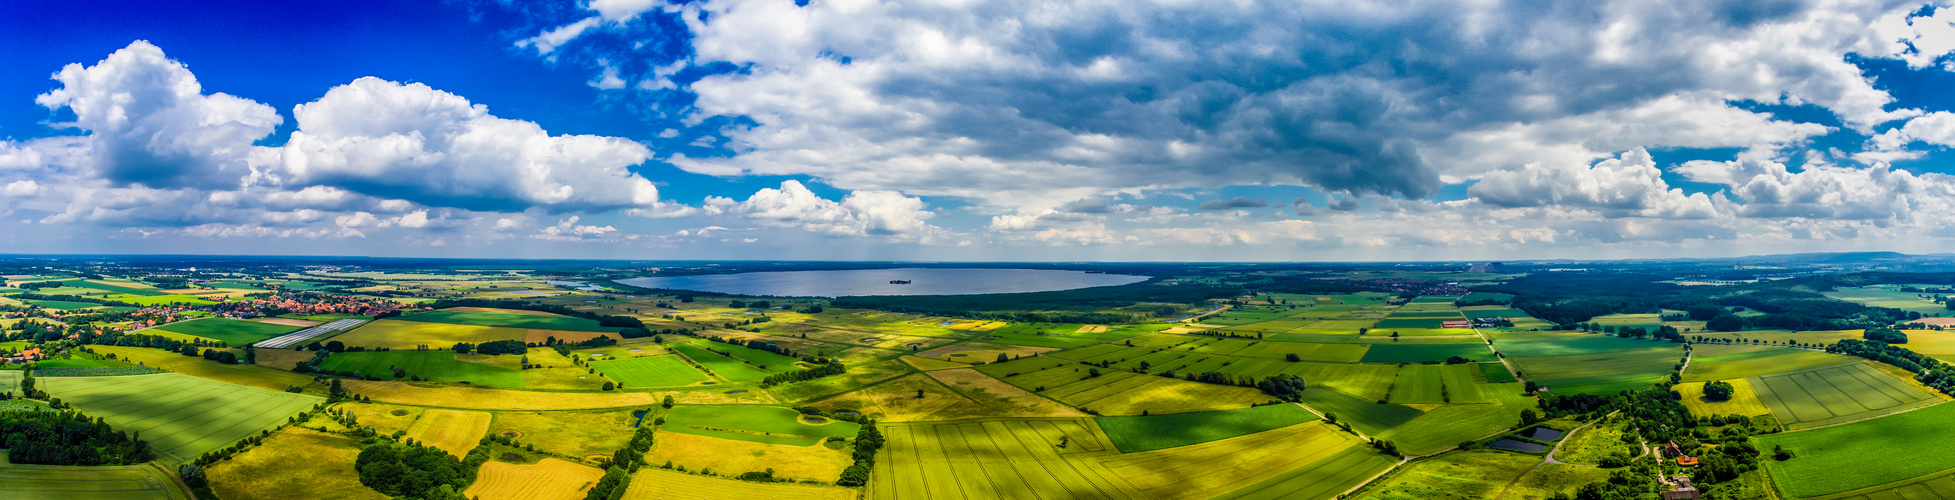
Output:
915,389,925,399
1703,380,1736,402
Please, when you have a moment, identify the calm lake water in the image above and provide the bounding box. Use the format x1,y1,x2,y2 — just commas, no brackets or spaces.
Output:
613,268,1149,297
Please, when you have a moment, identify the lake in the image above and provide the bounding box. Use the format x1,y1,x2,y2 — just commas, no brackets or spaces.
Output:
613,268,1149,297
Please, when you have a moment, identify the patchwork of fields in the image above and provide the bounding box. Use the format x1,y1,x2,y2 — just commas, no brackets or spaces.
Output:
0,451,189,500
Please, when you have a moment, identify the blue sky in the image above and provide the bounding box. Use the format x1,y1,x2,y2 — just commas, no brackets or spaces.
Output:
3,1,1955,261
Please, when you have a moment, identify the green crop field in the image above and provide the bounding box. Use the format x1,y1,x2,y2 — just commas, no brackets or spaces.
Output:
24,299,99,310
38,373,322,464
1296,387,1422,435
1388,364,1486,404
1758,401,1955,498
661,405,858,446
691,339,804,369
588,355,709,387
148,318,303,346
1211,447,1400,500
1374,318,1448,328
1751,362,1940,430
670,342,775,382
1376,383,1536,455
1492,333,1674,357
978,323,1153,348
393,308,615,332
1480,363,1517,383
0,451,190,499
1096,403,1318,452
1681,345,1856,382
1361,343,1492,363
113,295,219,306
1823,286,1949,314
1509,346,1684,395
315,350,524,387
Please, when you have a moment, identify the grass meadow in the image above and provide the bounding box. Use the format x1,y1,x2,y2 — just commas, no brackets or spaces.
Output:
39,373,323,464
1675,379,1774,417
207,428,385,500
662,405,859,446
315,350,525,388
1376,382,1536,455
1349,449,1540,500
589,355,710,387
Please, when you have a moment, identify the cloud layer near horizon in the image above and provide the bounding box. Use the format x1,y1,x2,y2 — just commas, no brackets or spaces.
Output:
8,2,1955,259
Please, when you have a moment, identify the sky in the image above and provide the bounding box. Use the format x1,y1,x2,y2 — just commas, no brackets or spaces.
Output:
5,1,1955,262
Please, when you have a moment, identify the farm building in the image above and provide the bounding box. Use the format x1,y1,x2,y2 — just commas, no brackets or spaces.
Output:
1661,475,1700,500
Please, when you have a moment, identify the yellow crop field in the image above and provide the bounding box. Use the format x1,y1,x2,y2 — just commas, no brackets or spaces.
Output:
406,409,493,457
1677,379,1773,417
647,430,853,482
208,428,387,500
900,355,970,371
490,410,635,459
526,328,610,344
869,418,1385,500
623,466,858,500
463,458,606,500
1076,324,1109,333
329,319,526,349
927,368,1088,418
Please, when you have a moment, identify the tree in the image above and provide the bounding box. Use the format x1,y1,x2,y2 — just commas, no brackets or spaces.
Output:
1519,409,1541,426
662,395,675,409
996,353,1010,363
1702,380,1736,402
1706,314,1746,332
1284,353,1302,362
1686,304,1726,321
602,382,615,391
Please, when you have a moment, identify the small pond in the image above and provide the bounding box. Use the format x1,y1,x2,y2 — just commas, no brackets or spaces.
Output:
1487,439,1548,453
1520,426,1564,442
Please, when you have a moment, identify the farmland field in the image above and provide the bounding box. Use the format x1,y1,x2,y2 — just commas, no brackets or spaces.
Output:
1361,343,1492,363
0,451,191,500
1095,403,1318,452
1758,401,1955,498
624,467,858,500
589,355,710,387
1350,449,1540,500
669,342,774,382
1296,387,1423,435
1376,383,1536,455
406,409,493,457
207,428,386,500
1681,345,1855,382
1508,346,1683,395
316,350,525,387
394,308,616,332
1751,362,1940,429
1491,333,1673,357
23,299,101,309
38,373,323,464
463,458,606,500
869,418,1385,500
92,345,316,391
148,318,303,346
661,405,859,446
1676,379,1773,417
328,319,527,350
